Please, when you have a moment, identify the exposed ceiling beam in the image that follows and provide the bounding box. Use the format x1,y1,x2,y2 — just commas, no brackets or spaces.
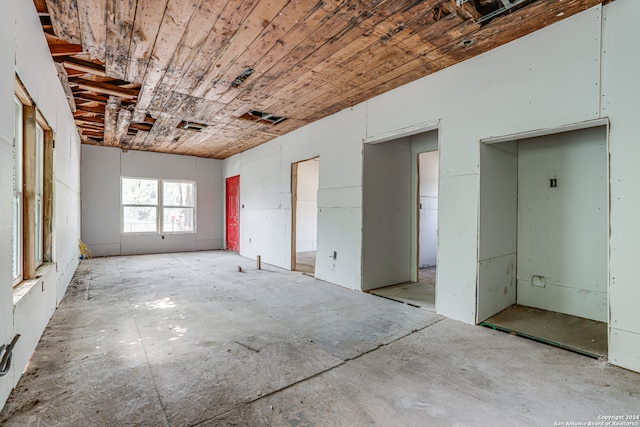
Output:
72,93,109,104
68,77,139,99
74,104,106,115
74,116,104,126
57,56,107,77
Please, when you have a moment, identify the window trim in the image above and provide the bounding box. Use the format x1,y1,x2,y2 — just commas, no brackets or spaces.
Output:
13,76,54,288
121,177,159,234
161,179,197,235
121,177,197,235
34,122,44,268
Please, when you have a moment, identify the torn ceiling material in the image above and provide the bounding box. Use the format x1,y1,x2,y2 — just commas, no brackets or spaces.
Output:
36,0,610,159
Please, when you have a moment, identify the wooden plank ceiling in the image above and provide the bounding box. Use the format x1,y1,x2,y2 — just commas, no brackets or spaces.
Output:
35,0,608,159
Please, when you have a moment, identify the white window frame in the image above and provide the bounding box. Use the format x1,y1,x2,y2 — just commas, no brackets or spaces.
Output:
12,97,23,286
121,177,160,234
121,178,197,235
161,179,197,234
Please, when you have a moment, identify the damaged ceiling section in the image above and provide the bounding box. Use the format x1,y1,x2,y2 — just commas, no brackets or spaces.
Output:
36,0,607,159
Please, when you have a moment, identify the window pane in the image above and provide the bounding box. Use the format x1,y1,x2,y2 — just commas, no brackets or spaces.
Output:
122,178,158,205
163,208,194,232
12,194,21,281
163,181,195,207
123,206,157,233
14,98,22,191
35,196,42,263
35,124,44,195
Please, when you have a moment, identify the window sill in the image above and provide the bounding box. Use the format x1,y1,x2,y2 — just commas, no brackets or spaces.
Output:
13,262,55,306
120,232,196,236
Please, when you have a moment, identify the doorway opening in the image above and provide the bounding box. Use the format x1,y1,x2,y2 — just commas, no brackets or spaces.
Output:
225,175,240,252
478,125,608,358
363,130,439,310
291,157,319,274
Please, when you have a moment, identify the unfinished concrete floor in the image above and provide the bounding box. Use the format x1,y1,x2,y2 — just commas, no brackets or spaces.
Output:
1,251,638,426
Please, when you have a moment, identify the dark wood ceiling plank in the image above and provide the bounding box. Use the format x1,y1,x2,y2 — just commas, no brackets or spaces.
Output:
133,0,201,121
126,0,169,83
75,104,106,115
73,92,110,104
46,34,84,56
75,116,104,125
128,122,153,131
105,0,138,80
77,0,107,62
34,0,49,14
79,130,105,138
44,0,83,44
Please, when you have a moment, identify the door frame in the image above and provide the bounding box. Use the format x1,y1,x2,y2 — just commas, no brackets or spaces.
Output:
291,156,319,271
476,118,610,324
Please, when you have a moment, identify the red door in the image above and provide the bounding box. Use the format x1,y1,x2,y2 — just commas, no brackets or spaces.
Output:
226,176,240,252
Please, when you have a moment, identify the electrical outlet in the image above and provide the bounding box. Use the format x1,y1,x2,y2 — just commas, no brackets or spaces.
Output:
532,275,546,288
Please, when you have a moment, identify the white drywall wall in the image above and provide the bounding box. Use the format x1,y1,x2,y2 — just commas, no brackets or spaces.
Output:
81,145,223,256
517,127,607,322
224,2,640,372
225,105,366,290
362,139,412,290
418,151,438,268
295,158,319,252
601,0,640,373
477,141,518,322
1,1,81,410
368,7,603,323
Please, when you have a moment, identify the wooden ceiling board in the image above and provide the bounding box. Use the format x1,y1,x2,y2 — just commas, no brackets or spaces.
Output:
77,0,107,62
45,0,82,45
37,0,610,159
191,0,294,99
125,0,169,84
134,0,201,120
105,0,137,80
145,0,228,113
198,1,314,106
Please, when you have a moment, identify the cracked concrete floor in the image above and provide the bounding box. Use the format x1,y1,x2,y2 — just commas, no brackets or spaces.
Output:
1,251,638,426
